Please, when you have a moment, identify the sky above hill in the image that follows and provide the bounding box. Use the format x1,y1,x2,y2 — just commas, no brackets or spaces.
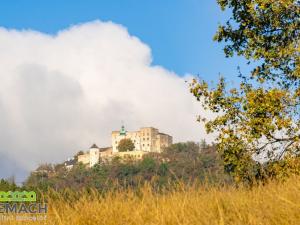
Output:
0,0,249,79
0,1,249,183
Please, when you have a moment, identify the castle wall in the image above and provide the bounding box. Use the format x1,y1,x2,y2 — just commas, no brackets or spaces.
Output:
78,153,90,165
115,150,148,160
76,127,172,168
111,127,172,153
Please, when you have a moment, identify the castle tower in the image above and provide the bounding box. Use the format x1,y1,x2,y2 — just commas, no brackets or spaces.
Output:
120,125,126,136
112,125,128,153
89,144,100,167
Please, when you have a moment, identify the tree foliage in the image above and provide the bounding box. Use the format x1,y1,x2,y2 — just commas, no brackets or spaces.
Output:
190,0,300,182
0,178,17,191
24,142,229,191
216,0,300,85
117,139,135,152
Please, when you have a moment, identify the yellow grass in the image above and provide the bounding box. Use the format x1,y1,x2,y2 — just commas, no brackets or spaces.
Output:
3,177,300,225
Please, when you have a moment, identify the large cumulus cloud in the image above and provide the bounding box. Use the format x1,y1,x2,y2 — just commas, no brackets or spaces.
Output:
0,21,211,182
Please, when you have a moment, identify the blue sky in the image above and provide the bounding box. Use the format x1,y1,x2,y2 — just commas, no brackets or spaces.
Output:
0,0,253,182
0,0,248,82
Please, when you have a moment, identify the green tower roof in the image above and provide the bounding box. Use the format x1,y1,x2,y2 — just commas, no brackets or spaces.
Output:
120,125,126,135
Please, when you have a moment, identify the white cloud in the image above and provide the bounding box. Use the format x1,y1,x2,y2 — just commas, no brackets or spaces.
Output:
0,20,212,181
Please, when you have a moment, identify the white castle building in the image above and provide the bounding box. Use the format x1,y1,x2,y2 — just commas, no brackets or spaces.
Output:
77,144,112,167
112,126,172,153
76,126,172,167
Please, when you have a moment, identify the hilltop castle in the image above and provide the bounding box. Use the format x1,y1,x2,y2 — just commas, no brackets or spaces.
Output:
68,126,172,168
112,126,172,153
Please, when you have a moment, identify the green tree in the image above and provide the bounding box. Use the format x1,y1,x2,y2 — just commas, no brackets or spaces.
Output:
162,142,226,182
117,139,135,152
190,0,300,182
0,178,17,191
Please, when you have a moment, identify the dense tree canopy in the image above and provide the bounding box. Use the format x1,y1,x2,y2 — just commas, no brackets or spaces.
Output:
117,139,135,152
216,0,300,86
25,142,228,191
0,178,17,191
190,0,300,182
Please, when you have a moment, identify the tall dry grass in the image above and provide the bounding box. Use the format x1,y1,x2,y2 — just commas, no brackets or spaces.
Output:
3,177,300,225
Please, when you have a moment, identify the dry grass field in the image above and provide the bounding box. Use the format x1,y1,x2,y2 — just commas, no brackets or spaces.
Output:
3,177,300,225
